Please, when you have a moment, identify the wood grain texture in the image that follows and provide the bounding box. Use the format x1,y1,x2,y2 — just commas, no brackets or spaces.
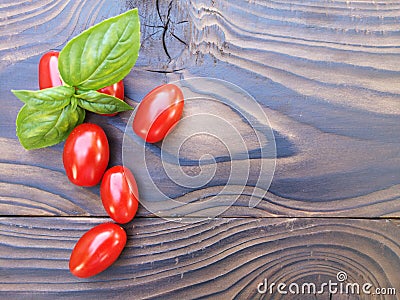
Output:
0,0,398,299
0,0,125,71
0,217,399,299
124,0,400,218
0,0,398,217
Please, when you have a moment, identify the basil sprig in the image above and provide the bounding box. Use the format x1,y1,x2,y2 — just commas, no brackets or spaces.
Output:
12,9,140,150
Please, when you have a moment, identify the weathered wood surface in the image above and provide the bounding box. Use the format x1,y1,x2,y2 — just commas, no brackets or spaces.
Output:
1,0,399,218
0,217,399,299
0,0,399,299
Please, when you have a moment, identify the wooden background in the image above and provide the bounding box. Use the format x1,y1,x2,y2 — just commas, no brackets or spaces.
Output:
0,0,399,299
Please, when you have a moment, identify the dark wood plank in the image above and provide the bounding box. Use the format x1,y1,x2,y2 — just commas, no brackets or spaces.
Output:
1,0,398,218
0,217,399,299
126,0,400,217
0,1,398,298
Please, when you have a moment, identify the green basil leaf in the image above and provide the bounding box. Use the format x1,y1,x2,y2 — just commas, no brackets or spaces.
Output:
59,9,140,90
76,90,133,114
11,86,74,112
75,102,86,125
16,103,85,150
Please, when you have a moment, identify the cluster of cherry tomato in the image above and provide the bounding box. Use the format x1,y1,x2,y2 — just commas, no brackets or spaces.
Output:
39,51,184,278
64,123,139,278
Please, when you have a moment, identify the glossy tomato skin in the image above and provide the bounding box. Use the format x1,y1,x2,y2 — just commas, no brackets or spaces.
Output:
69,223,127,278
101,166,139,224
63,123,109,187
39,51,63,89
98,80,125,116
133,84,184,143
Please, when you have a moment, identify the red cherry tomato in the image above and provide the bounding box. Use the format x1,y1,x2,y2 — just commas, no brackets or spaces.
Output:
100,166,139,224
133,84,184,143
39,51,63,89
38,51,125,116
69,223,127,278
98,81,125,116
63,123,109,187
